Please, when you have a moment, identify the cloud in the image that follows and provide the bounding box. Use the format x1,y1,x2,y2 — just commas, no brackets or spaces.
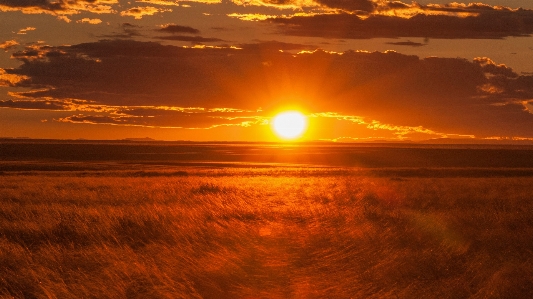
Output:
0,99,71,110
227,13,279,21
77,18,103,25
157,24,200,34
0,40,19,51
231,0,318,9
9,43,54,62
474,57,518,78
55,110,262,129
153,24,223,43
138,0,222,4
237,40,316,51
314,0,375,12
120,6,171,19
137,0,180,5
101,23,143,39
267,3,533,39
17,27,36,35
4,39,533,138
0,68,29,86
386,40,426,47
0,96,263,129
309,111,449,140
178,0,221,3
0,0,117,15
57,16,72,23
156,35,224,42
52,105,261,129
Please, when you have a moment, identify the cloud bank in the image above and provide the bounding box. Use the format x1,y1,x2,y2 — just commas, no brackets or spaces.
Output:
1,39,532,140
268,3,533,39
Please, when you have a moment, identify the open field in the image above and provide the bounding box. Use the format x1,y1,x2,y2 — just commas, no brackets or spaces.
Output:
1,141,533,298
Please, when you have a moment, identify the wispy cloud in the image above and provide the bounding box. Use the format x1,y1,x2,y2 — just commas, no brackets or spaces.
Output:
138,0,222,4
0,40,19,51
157,24,200,34
231,0,318,9
16,27,36,35
137,0,180,6
156,35,224,42
386,40,426,47
101,23,143,39
120,6,172,19
76,18,103,25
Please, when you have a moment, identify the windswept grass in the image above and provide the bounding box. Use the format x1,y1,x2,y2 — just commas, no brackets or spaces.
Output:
1,169,533,298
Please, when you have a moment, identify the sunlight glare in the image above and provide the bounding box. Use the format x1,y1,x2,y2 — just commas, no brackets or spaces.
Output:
271,111,308,140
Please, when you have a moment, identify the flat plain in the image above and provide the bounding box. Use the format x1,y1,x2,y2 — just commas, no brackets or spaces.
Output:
1,140,533,298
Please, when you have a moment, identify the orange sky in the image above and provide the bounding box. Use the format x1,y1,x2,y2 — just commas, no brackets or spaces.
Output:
1,0,533,142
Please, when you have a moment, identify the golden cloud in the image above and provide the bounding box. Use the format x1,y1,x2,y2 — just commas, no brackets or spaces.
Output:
231,0,318,9
76,18,103,24
227,13,278,21
0,40,19,51
137,0,180,5
120,6,172,19
17,27,36,35
0,69,29,86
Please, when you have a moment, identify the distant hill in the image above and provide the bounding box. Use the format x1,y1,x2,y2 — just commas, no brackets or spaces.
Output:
123,137,157,142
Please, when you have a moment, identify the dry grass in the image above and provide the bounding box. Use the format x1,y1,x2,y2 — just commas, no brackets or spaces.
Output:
1,168,533,298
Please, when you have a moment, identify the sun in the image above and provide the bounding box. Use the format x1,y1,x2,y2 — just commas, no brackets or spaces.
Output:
271,111,308,140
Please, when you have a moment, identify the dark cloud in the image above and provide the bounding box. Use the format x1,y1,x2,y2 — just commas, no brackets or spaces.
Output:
155,35,224,42
474,57,518,78
0,0,63,10
4,39,533,137
157,24,200,34
315,0,375,12
101,23,143,39
379,1,410,10
11,49,42,61
0,0,115,14
121,23,141,37
270,6,533,39
385,40,426,47
0,99,68,110
237,40,316,51
485,73,533,100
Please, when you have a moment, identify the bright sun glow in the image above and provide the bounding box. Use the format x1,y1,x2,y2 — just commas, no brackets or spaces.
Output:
271,111,308,140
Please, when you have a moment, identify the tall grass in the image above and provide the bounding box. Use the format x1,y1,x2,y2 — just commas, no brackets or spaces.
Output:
1,170,532,298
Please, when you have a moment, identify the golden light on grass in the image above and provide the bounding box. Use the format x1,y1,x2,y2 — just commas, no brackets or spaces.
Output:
2,165,533,298
271,111,308,140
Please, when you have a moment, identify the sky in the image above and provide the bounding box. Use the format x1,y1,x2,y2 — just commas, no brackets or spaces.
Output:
1,0,533,142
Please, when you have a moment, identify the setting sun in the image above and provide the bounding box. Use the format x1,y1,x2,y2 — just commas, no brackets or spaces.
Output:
271,111,308,140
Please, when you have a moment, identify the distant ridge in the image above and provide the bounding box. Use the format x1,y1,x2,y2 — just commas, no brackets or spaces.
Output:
123,137,157,142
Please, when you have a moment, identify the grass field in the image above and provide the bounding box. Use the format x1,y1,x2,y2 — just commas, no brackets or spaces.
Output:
1,166,533,298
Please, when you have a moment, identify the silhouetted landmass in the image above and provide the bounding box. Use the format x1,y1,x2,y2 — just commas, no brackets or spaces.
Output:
123,137,157,142
1,139,533,169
